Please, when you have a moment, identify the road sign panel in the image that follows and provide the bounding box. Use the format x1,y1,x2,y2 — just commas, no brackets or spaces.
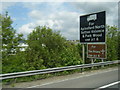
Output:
87,44,106,59
80,11,106,43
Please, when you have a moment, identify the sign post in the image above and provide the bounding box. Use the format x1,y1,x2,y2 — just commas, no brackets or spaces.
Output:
102,59,104,68
82,44,85,64
82,44,85,72
91,58,94,69
80,11,106,43
80,11,106,67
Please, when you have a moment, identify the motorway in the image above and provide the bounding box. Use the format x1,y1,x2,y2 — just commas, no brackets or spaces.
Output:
2,67,119,89
29,68,119,89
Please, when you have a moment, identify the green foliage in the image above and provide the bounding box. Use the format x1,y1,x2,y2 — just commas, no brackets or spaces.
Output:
2,52,27,74
1,12,25,73
26,26,82,69
117,29,120,59
1,12,24,56
2,12,82,84
106,25,118,60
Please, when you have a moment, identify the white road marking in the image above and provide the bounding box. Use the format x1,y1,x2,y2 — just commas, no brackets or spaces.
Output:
25,68,118,88
95,81,120,90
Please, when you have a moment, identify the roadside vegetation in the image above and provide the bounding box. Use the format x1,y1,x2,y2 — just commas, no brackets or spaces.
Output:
1,12,120,84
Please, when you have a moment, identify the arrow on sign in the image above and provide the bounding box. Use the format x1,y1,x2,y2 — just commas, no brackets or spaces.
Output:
101,49,105,54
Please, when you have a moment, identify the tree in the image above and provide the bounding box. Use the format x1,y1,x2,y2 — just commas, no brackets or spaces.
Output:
106,25,118,60
1,12,24,71
26,26,82,70
117,28,120,60
26,26,65,68
1,12,24,55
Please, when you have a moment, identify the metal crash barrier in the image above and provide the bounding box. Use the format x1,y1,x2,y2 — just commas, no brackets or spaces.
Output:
0,60,120,80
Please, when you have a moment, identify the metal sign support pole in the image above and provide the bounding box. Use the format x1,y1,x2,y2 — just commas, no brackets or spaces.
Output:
102,59,104,68
82,44,85,64
82,44,85,72
91,58,94,69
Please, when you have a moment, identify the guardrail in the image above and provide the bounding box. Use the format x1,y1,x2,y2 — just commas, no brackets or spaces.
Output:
0,60,120,80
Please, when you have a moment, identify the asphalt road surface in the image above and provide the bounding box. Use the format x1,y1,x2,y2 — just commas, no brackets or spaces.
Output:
26,68,119,89
2,67,119,89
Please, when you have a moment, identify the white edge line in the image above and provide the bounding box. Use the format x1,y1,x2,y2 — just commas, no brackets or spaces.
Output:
95,81,120,90
25,68,118,88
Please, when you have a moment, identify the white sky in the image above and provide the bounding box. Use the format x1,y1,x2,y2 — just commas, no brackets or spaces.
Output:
1,0,120,40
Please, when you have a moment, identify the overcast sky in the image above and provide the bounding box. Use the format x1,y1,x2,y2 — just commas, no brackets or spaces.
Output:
1,0,119,40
